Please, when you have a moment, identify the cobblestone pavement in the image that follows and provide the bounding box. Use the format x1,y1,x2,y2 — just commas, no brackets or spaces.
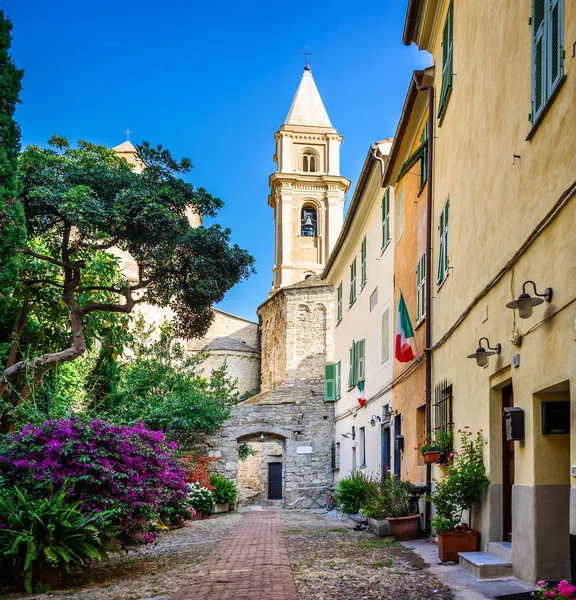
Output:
172,510,298,600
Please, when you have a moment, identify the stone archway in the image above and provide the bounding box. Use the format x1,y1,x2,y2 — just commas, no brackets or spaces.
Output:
237,433,286,505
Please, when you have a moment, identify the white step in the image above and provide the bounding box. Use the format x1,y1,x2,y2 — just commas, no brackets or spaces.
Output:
459,551,513,579
488,541,512,562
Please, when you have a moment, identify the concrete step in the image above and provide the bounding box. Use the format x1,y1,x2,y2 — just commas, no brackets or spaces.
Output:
488,541,512,562
458,551,513,579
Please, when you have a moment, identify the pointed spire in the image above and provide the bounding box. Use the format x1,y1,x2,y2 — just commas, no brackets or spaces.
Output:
284,69,332,128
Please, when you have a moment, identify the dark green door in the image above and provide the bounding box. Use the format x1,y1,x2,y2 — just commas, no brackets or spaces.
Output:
268,463,282,500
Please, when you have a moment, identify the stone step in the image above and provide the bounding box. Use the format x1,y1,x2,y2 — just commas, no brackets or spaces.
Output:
458,551,513,579
488,541,513,562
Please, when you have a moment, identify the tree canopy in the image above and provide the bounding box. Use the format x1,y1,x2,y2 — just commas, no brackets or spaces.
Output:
1,135,255,424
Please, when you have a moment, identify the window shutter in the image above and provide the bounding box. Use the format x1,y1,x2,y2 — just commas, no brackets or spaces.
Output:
337,282,343,322
532,0,546,117
396,187,404,240
357,339,365,382
324,363,337,401
438,1,454,117
381,308,390,364
548,0,563,91
437,210,445,284
349,259,357,304
361,236,367,286
336,360,341,399
444,200,449,271
382,188,390,248
416,260,421,321
348,343,356,388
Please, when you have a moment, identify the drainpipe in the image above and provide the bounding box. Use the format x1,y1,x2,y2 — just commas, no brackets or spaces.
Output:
371,144,386,179
412,72,434,531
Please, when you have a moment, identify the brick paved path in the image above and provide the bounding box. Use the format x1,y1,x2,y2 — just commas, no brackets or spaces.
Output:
171,511,299,600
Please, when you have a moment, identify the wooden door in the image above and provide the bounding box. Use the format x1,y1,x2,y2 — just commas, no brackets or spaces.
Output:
381,424,391,479
502,385,514,542
268,463,282,500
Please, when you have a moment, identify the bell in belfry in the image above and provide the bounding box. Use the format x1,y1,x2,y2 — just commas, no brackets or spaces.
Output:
302,212,315,237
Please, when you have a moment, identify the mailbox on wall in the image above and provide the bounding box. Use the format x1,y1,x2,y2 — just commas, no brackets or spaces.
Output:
503,407,525,441
395,435,404,452
542,401,570,435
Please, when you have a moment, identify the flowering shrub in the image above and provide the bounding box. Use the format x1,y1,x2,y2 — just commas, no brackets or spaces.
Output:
180,454,216,490
186,482,214,514
534,580,576,599
0,418,188,541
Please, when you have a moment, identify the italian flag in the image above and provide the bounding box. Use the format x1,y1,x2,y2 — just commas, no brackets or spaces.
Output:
395,292,415,363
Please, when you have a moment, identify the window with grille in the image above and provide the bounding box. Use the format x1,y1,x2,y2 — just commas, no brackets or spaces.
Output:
433,380,454,434
531,0,564,124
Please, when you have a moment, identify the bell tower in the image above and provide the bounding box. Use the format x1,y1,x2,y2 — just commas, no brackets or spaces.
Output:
269,66,350,290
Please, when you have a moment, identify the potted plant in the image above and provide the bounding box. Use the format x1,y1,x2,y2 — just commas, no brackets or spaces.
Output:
209,473,238,513
425,428,490,562
186,482,215,518
382,472,420,541
418,429,454,464
334,471,371,515
534,580,576,599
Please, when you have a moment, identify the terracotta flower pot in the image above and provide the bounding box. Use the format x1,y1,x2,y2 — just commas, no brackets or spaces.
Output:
192,511,203,521
437,529,479,562
32,564,60,589
387,514,420,541
423,451,441,464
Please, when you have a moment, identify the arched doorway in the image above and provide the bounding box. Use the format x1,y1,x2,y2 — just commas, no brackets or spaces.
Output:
236,433,286,506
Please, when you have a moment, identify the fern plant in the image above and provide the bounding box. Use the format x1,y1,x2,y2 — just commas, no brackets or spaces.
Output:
209,473,238,505
334,471,373,514
0,484,120,592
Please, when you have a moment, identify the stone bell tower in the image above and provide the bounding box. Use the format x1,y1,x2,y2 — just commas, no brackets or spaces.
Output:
269,66,350,290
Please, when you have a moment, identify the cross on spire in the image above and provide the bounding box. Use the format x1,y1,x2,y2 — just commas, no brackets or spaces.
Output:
123,128,133,141
300,46,314,70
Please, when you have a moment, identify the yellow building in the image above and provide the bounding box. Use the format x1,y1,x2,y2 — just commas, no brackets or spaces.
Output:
403,0,576,584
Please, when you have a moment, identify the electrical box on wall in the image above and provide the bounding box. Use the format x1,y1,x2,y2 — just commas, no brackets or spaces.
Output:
542,401,570,435
395,435,404,452
503,407,525,441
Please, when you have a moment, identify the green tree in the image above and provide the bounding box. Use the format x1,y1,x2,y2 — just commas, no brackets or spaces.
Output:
0,11,25,324
1,136,254,427
98,317,239,435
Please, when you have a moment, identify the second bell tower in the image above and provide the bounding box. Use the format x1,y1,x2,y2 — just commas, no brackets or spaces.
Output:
269,66,350,290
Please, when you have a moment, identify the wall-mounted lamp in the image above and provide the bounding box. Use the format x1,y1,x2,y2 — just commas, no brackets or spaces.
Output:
369,415,382,428
383,406,398,420
259,434,265,442
506,280,553,319
341,426,356,440
467,337,501,367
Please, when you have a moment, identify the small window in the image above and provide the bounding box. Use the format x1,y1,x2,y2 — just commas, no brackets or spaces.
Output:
381,307,390,364
437,198,450,285
337,281,343,322
438,1,454,119
359,427,366,467
361,236,367,288
301,206,317,237
416,252,426,322
349,258,357,305
302,151,318,172
396,187,404,242
382,188,391,249
531,0,564,124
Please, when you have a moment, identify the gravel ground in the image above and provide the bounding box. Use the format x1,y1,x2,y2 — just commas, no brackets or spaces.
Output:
281,511,454,600
1,513,242,600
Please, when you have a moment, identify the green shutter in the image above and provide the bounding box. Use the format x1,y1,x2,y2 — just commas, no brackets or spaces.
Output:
548,0,563,91
337,282,343,322
437,199,449,284
361,236,367,287
382,188,390,248
324,363,337,401
348,342,356,388
417,253,426,321
336,360,341,399
438,1,454,118
532,0,546,117
357,339,365,382
416,259,421,321
349,259,357,304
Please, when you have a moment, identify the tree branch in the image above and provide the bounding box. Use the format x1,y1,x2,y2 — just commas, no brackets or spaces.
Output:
81,291,136,315
23,279,65,289
19,247,71,270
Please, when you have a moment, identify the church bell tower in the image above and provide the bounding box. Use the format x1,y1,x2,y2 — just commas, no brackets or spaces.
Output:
269,66,350,289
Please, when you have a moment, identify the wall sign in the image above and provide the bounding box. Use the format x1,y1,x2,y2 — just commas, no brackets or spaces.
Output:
296,446,313,454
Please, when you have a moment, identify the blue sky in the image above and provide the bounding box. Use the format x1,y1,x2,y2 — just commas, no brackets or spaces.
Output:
3,0,429,322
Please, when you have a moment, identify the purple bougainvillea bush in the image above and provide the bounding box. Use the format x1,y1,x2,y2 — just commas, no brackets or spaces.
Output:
0,418,189,541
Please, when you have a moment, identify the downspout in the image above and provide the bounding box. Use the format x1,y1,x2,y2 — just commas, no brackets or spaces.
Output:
412,72,434,531
371,144,386,179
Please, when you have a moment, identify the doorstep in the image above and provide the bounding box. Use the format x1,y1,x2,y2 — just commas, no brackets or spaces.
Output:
402,539,536,600
459,552,513,579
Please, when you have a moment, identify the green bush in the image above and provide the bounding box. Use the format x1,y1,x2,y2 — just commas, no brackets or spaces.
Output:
209,473,238,505
362,472,415,519
334,471,373,514
0,484,119,592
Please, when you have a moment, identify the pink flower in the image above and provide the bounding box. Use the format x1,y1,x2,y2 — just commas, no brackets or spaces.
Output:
464,425,470,429
544,592,555,599
537,581,548,588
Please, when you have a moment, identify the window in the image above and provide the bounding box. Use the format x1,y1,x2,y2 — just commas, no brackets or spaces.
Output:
336,360,341,399
438,1,454,119
302,151,318,172
301,206,317,237
381,307,390,364
359,427,366,467
419,123,428,190
337,281,343,322
531,0,564,124
437,198,450,284
324,363,337,401
357,339,366,382
361,236,367,288
434,379,454,433
348,342,356,388
416,252,426,322
382,188,391,249
349,258,357,305
331,442,340,470
396,187,404,242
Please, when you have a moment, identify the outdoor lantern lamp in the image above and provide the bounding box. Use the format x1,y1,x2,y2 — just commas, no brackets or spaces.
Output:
258,434,265,442
467,337,501,367
506,280,553,319
369,415,382,428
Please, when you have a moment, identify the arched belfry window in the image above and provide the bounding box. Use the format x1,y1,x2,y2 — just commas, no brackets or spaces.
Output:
301,206,317,237
301,150,318,173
